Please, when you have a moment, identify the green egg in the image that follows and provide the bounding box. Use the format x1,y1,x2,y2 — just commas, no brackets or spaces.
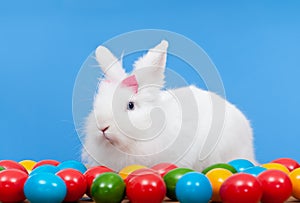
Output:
163,167,194,201
91,172,125,203
202,163,237,174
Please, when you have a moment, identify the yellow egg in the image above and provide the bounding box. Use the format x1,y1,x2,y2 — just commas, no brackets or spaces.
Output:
261,163,290,174
19,160,36,173
119,164,147,180
206,168,233,202
289,168,300,200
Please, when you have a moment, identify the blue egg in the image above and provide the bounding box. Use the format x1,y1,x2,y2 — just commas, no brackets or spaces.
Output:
243,166,267,176
30,165,59,176
228,159,255,172
175,172,212,203
24,173,67,203
57,160,87,173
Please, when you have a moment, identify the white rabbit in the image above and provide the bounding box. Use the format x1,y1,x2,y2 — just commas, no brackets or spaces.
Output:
81,40,256,171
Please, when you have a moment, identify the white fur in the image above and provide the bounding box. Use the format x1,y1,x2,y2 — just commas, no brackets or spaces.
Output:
81,40,256,171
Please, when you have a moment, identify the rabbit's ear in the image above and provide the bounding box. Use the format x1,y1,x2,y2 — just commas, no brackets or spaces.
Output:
95,45,127,81
132,40,168,89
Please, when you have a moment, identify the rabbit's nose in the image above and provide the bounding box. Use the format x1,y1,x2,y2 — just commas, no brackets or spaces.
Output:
101,126,109,133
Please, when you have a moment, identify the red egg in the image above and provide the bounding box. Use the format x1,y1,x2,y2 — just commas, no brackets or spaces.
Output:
257,169,292,203
151,163,178,177
56,168,87,202
32,159,60,170
220,173,263,203
126,173,166,203
0,169,28,203
83,166,114,197
0,160,28,174
271,158,300,172
125,168,159,185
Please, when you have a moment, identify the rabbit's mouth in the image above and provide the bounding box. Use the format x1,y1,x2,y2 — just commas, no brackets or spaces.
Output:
103,133,115,145
103,133,111,141
97,125,115,144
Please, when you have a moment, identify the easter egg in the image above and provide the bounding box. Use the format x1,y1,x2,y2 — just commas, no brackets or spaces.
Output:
176,172,212,203
0,160,28,174
0,169,28,203
32,159,60,169
24,172,67,203
58,160,87,174
126,172,166,203
125,168,159,185
205,168,233,201
289,168,300,199
19,160,36,173
91,172,125,203
228,159,255,172
258,169,292,203
242,166,267,177
202,163,237,174
56,169,87,202
271,158,300,172
261,163,290,174
84,165,114,198
119,164,147,180
163,167,194,200
30,165,59,176
220,173,263,203
151,162,178,177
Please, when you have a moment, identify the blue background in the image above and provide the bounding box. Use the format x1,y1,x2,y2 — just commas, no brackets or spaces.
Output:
0,1,299,164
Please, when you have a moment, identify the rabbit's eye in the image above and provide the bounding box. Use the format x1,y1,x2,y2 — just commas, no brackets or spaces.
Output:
127,101,135,110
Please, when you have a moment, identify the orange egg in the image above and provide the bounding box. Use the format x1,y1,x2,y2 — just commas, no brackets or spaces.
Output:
119,164,147,179
261,163,290,174
289,168,300,200
206,168,233,202
19,160,36,173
